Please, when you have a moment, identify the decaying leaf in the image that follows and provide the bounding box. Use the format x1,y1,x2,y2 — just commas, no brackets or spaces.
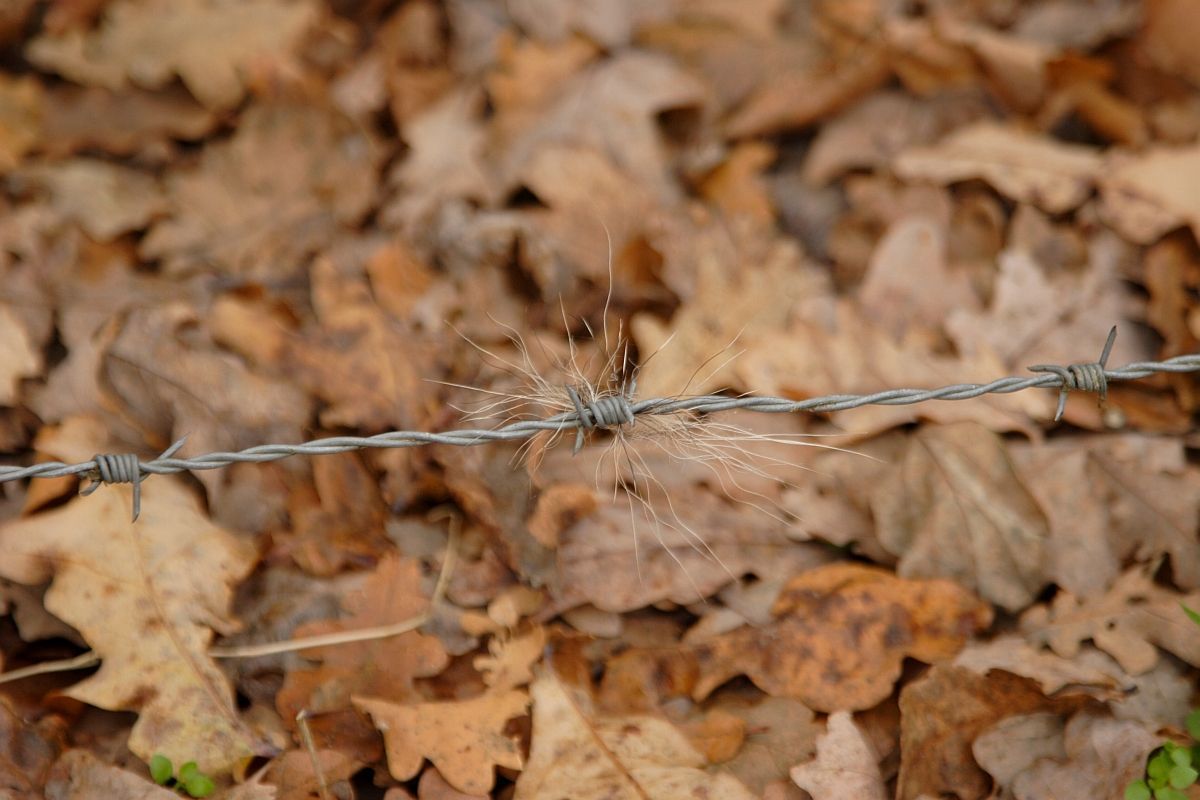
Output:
870,421,1050,612
356,691,528,795
514,670,756,800
897,665,1091,800
790,711,887,800
0,478,265,773
1020,566,1200,674
26,0,320,109
692,563,992,711
894,122,1102,213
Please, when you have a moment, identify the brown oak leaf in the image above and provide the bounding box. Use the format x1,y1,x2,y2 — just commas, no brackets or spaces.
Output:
26,0,320,110
0,478,266,773
514,670,756,800
275,556,449,756
691,563,992,712
1020,566,1200,675
355,690,528,795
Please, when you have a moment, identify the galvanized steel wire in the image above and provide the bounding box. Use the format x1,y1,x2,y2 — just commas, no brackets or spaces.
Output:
1,346,1198,496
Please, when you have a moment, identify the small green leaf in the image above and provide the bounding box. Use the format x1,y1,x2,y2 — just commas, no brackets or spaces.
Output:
183,773,215,798
1182,604,1200,628
1127,780,1151,800
178,761,200,782
1149,751,1172,781
148,754,173,786
1170,747,1192,767
1169,764,1198,789
1155,787,1189,800
1186,709,1200,741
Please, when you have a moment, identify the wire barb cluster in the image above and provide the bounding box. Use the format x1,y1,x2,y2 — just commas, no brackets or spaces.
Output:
2,331,1198,521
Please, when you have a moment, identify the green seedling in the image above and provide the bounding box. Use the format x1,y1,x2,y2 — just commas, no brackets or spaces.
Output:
149,754,215,798
1125,605,1200,800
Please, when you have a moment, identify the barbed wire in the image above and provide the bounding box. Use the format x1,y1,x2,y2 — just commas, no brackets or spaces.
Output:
1,332,1198,519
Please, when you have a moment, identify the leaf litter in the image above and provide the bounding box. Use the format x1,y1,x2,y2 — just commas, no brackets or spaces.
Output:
0,0,1198,798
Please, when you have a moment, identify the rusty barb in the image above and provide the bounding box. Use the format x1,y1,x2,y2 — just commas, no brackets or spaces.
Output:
1,326,1197,522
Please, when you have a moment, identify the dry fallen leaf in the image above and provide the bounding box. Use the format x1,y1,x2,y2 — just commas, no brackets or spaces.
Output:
1020,566,1200,675
790,711,887,800
141,103,381,277
1009,709,1159,800
514,670,756,800
356,691,527,795
18,159,166,241
0,304,41,406
739,302,1047,438
1099,143,1200,243
894,122,1102,213
0,74,41,171
0,478,265,773
44,749,180,800
631,230,830,398
897,665,1090,800
717,697,820,795
26,0,320,109
1011,434,1200,598
276,556,449,754
555,495,838,613
870,421,1050,612
692,563,992,711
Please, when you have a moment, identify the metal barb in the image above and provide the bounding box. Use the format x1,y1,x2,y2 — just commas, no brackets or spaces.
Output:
78,439,187,522
565,385,636,454
1028,326,1119,422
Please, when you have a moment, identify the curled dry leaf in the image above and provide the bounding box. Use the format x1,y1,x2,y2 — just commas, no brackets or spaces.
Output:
870,421,1050,612
953,635,1127,696
514,670,756,800
1020,566,1200,675
790,711,887,800
692,562,992,712
355,691,528,795
894,122,1102,213
26,0,320,110
0,479,266,774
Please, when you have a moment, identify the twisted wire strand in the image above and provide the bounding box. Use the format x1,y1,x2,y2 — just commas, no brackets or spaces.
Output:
1,350,1197,490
